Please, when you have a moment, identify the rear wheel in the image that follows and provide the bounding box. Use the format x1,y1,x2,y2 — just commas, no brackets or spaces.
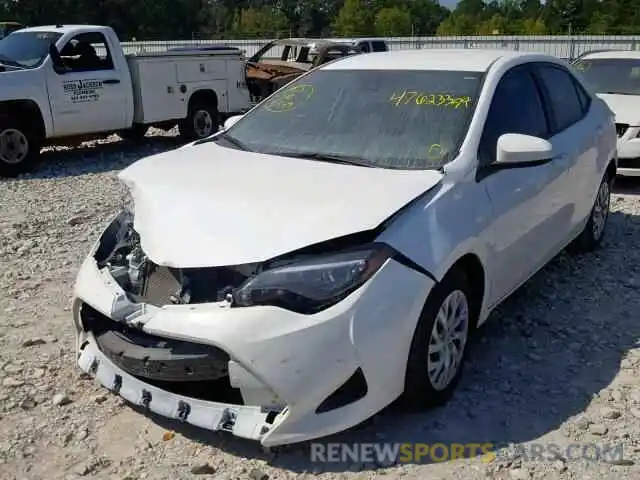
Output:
568,171,613,253
0,117,40,177
402,267,476,409
179,100,219,141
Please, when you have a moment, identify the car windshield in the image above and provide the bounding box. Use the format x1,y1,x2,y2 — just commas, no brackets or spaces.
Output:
0,31,62,68
575,58,640,96
217,68,483,170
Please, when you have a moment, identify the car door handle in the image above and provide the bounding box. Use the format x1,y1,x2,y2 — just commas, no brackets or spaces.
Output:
103,79,120,85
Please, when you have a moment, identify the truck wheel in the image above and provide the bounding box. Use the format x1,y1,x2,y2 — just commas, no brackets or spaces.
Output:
119,124,149,141
179,100,219,141
0,118,40,177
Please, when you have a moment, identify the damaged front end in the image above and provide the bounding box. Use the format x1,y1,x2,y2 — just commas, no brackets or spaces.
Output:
72,162,445,445
76,209,289,439
74,205,401,443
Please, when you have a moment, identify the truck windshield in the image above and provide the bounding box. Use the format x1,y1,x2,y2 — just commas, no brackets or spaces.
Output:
0,31,62,68
575,58,640,96
217,68,483,170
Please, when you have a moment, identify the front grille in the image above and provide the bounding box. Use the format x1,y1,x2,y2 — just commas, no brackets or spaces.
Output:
81,303,231,383
140,265,182,306
618,158,640,169
134,264,249,307
616,123,629,137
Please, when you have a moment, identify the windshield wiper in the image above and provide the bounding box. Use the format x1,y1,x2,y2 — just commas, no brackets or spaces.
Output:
0,61,25,70
0,55,24,69
198,131,252,151
601,91,635,95
274,151,376,168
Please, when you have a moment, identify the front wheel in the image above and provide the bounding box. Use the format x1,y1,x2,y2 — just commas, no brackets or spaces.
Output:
401,267,475,409
179,101,219,141
568,172,613,253
0,117,40,177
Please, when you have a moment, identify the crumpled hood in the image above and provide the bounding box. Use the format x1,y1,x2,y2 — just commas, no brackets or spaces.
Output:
118,142,443,267
597,93,640,126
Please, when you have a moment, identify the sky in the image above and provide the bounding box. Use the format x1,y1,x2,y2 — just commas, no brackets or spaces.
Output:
440,0,459,9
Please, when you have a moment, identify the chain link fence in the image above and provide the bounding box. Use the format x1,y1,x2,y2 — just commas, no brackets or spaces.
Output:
119,35,640,61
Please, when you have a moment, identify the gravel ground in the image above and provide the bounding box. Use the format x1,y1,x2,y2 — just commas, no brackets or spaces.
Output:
1,131,640,480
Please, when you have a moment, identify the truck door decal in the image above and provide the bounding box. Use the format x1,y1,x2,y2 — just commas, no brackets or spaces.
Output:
62,79,104,103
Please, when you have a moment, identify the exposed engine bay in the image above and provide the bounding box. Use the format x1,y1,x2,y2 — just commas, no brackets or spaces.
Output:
94,210,258,307
93,209,380,310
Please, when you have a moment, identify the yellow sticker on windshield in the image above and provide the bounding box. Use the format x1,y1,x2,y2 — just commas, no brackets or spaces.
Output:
574,61,590,72
265,84,315,112
389,90,472,109
428,144,445,160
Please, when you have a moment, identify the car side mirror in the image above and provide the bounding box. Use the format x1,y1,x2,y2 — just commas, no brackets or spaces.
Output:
223,115,243,130
495,133,554,165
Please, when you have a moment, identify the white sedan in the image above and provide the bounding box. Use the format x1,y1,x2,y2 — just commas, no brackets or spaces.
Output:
72,49,616,447
574,49,640,176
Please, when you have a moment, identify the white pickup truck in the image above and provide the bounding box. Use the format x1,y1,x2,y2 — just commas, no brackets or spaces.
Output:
0,24,252,176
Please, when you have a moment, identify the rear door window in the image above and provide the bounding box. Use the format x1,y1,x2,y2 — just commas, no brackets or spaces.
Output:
534,64,587,133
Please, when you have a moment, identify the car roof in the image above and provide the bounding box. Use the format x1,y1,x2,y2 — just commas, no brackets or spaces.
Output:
580,50,640,60
353,38,388,42
320,48,557,72
18,24,108,35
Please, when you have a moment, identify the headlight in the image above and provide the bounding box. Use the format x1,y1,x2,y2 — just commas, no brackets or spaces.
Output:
232,243,395,314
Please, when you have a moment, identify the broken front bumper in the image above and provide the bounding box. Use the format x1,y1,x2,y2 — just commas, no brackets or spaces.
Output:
72,247,433,446
77,337,273,438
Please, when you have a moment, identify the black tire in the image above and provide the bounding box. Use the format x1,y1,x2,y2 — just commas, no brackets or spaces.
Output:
179,99,219,141
118,124,149,141
567,170,613,254
401,267,477,409
0,116,40,177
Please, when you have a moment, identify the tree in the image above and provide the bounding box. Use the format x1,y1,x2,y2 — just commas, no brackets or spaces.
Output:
375,7,412,36
436,14,479,34
407,0,451,35
5,0,640,39
233,6,288,38
478,13,507,34
521,17,548,33
332,0,373,36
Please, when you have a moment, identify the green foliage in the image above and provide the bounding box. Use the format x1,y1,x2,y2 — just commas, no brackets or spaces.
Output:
1,0,639,39
333,0,373,36
375,7,412,36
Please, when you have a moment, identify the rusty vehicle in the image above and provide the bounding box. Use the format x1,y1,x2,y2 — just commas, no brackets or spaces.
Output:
246,38,362,102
